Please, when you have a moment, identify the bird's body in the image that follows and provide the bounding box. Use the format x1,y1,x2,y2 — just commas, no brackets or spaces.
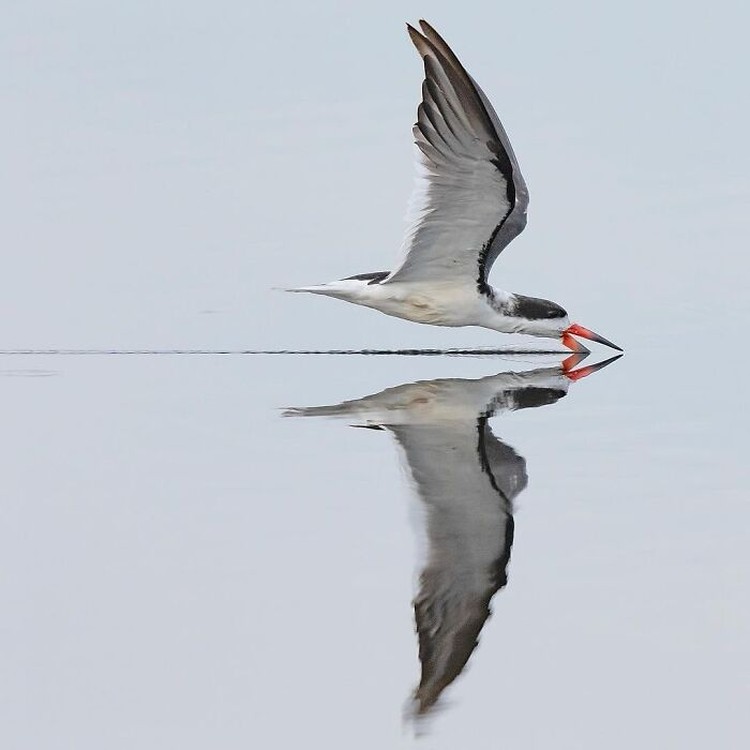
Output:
289,21,622,353
296,277,567,338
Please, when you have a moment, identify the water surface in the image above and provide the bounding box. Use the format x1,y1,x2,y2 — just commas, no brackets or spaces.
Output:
1,346,747,748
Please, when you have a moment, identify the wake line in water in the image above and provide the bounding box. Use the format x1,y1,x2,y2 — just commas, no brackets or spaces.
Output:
0,348,569,357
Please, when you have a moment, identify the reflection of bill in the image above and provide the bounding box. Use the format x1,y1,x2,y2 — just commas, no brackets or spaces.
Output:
284,356,620,718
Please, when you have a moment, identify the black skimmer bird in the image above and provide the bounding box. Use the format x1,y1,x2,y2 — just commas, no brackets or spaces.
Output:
284,354,620,717
288,21,622,354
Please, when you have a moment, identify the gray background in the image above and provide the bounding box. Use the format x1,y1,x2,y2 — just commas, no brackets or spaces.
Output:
1,1,748,748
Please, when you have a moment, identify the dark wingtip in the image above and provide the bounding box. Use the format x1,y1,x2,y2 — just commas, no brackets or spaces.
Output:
406,22,428,53
418,19,438,37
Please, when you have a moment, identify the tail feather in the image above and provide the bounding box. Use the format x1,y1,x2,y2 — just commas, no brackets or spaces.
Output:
284,285,330,294
284,281,360,300
285,285,344,297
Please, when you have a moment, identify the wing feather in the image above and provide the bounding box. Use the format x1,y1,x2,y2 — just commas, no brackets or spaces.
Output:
385,23,528,287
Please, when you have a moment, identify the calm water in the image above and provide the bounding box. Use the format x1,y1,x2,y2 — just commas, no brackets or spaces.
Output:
1,342,747,748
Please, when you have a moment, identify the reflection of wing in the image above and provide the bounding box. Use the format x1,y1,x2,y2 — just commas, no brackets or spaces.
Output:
389,416,526,715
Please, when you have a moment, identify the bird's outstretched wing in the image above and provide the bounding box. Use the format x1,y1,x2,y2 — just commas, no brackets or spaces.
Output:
385,20,528,288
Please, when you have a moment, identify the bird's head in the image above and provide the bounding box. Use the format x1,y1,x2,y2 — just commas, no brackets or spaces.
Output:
509,295,622,352
508,294,570,338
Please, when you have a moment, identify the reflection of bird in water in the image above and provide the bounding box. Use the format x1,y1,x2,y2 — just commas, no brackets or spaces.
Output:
284,355,620,717
288,20,622,354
